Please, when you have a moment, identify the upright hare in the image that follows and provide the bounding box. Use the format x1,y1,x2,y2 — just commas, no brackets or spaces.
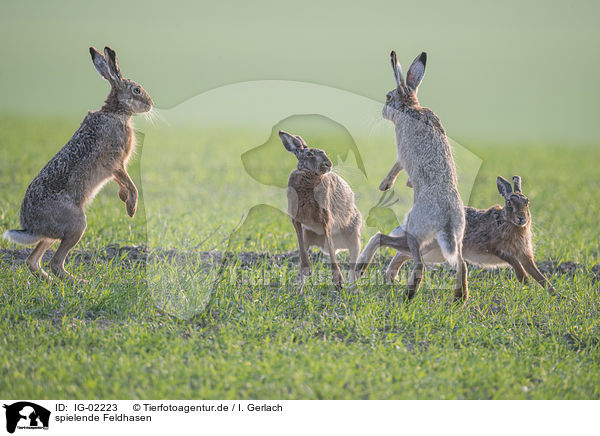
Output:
280,130,362,291
3,46,153,280
357,51,468,301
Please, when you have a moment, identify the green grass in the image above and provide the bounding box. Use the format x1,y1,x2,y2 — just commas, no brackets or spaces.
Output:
0,115,599,399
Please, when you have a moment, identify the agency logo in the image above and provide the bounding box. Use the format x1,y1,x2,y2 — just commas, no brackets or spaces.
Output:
3,402,50,434
136,80,482,318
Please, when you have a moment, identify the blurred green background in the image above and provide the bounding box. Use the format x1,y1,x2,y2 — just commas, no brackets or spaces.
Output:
1,0,599,144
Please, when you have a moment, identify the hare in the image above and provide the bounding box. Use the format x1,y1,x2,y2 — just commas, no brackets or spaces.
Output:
279,130,362,291
3,46,153,281
380,176,557,294
356,51,468,301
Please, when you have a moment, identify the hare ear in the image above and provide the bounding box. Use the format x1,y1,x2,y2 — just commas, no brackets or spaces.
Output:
390,51,404,87
294,134,308,149
497,176,513,197
90,47,118,84
406,52,427,93
512,175,522,193
279,130,305,156
103,46,122,81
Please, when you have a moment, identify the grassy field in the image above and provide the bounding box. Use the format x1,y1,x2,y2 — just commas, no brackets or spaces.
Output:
0,115,599,399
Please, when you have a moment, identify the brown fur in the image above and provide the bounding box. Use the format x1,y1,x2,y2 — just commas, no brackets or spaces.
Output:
280,130,362,291
2,46,152,281
382,176,557,294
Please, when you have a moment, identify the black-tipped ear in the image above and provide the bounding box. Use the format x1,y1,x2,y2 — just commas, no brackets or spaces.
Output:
497,176,513,197
512,175,522,193
279,130,306,156
390,50,404,88
406,52,427,93
90,46,117,83
103,46,122,81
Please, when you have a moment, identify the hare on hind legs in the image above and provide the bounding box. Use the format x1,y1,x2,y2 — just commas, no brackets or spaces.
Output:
279,131,362,292
356,50,468,302
3,46,153,281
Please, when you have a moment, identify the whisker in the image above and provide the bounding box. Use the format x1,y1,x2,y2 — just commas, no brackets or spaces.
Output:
142,107,165,127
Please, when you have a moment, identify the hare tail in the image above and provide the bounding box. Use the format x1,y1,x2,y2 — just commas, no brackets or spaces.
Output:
3,229,43,246
436,230,459,266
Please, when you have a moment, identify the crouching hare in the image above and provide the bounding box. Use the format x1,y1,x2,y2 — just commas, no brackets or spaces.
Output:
279,130,362,291
382,176,557,294
356,51,468,302
3,46,153,281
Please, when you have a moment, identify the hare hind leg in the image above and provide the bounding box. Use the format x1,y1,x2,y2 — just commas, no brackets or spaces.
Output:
292,219,311,291
405,233,424,299
48,208,87,280
346,232,361,284
384,252,410,283
436,230,468,302
26,238,55,281
355,232,384,278
454,247,469,302
324,228,343,290
376,232,424,299
355,230,404,278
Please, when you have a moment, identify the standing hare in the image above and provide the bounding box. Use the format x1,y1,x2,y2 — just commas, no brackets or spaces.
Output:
3,46,153,281
280,130,362,291
381,176,557,294
356,51,468,301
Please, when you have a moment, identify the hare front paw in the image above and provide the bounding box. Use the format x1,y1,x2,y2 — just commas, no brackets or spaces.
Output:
126,197,137,217
296,266,311,293
332,268,344,291
118,186,128,202
379,178,394,191
297,265,311,280
125,188,138,217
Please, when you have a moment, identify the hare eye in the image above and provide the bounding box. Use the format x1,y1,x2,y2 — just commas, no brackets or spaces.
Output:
305,152,313,157
132,87,141,95
506,200,511,207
